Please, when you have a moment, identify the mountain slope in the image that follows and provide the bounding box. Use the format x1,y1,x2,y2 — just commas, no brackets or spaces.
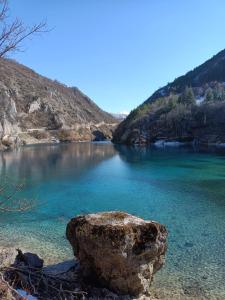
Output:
113,49,225,145
0,58,117,148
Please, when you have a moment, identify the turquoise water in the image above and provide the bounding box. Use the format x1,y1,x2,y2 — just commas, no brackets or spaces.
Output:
0,142,225,299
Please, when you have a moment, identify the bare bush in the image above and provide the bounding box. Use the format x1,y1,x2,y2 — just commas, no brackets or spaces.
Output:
1,265,86,300
0,176,35,212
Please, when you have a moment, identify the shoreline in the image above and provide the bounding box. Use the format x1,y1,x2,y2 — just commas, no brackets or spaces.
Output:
2,137,225,153
0,242,224,300
0,137,113,152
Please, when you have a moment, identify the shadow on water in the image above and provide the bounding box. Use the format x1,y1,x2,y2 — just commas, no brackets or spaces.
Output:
115,143,225,162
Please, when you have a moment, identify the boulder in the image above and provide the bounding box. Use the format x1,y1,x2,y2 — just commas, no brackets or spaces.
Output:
66,211,168,297
1,134,20,149
15,249,44,269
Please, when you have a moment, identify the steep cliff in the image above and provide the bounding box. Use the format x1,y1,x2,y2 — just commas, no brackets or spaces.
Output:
0,58,117,148
113,49,225,145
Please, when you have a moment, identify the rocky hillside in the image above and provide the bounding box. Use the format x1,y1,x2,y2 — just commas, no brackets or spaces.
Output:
0,58,117,149
113,49,225,145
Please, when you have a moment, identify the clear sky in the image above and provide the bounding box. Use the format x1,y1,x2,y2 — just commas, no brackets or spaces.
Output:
9,0,225,113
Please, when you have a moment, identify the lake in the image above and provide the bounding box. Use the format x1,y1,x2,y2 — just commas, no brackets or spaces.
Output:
0,142,225,299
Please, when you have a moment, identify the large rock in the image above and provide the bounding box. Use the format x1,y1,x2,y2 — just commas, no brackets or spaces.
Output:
66,211,168,297
1,134,20,148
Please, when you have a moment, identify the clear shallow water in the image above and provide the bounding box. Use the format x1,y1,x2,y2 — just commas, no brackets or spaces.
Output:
0,142,225,299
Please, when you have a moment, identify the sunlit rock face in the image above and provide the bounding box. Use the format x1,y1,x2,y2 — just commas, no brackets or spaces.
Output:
66,211,168,297
0,58,117,148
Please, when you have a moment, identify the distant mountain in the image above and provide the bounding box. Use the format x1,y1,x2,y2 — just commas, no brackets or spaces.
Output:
111,113,128,121
0,58,117,149
113,49,225,145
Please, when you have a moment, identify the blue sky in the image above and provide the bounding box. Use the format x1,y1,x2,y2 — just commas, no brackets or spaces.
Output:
9,0,225,113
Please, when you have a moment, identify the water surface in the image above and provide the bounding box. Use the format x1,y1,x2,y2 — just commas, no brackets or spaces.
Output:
0,142,225,299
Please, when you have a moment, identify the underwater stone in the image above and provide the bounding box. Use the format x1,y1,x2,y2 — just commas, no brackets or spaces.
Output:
66,211,168,297
184,242,194,248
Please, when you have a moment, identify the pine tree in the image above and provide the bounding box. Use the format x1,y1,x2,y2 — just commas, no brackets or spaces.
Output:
221,89,225,101
178,86,195,105
205,88,214,102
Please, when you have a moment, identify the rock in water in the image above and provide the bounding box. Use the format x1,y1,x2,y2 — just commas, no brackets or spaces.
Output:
66,211,168,297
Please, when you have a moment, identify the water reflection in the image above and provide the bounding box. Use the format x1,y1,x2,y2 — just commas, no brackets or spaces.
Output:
115,143,225,164
0,142,225,299
0,142,117,182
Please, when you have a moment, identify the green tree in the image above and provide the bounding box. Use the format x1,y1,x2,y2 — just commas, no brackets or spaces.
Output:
220,89,225,101
178,86,195,105
167,95,177,110
205,88,214,102
213,85,225,102
213,89,219,101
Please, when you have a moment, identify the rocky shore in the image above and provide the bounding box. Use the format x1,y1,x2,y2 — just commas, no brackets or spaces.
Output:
0,123,117,151
0,212,168,300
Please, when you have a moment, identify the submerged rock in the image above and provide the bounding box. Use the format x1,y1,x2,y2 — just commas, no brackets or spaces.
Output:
66,211,168,297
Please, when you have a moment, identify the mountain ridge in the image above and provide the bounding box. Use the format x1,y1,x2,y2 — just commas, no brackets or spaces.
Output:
113,48,225,145
0,58,117,149
144,48,225,103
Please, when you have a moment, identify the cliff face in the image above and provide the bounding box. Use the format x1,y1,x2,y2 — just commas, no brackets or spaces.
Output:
113,49,225,145
0,58,117,148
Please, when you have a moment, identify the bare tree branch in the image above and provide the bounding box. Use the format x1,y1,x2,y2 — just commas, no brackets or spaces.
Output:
0,0,8,21
0,0,47,58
